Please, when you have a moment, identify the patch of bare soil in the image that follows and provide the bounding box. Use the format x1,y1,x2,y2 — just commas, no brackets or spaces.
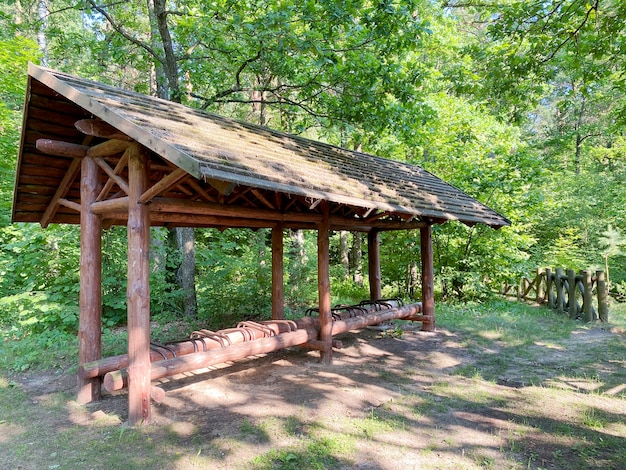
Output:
12,323,626,470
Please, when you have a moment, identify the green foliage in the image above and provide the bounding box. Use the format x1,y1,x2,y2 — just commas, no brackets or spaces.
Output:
0,35,39,226
195,229,273,324
0,327,77,372
2,0,626,329
0,224,80,334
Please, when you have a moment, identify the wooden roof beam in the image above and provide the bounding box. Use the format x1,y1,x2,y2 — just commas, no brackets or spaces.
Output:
250,189,276,210
36,138,131,159
149,197,428,231
75,118,132,141
185,179,217,203
86,139,131,158
36,139,88,158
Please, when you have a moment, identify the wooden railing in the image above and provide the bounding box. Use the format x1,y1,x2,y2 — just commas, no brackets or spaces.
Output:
500,268,609,323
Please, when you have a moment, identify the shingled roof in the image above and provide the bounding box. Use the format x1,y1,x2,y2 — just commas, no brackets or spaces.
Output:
12,64,510,230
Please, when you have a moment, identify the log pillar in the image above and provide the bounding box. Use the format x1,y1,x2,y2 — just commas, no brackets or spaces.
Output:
597,270,609,322
536,268,544,304
77,157,102,404
567,269,577,319
317,203,332,364
368,230,382,301
420,226,435,332
555,267,565,314
271,223,284,320
127,143,151,425
545,268,554,308
582,270,593,323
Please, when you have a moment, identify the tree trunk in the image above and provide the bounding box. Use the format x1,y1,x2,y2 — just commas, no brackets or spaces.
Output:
148,0,197,317
151,0,180,102
340,231,350,280
37,0,49,66
573,93,587,174
350,232,363,286
147,0,167,99
174,227,197,318
408,262,419,299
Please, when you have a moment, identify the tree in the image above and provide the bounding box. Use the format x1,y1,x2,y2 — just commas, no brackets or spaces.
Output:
598,225,626,288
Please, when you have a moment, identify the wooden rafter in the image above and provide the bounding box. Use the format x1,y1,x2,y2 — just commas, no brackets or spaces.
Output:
86,139,131,158
250,189,275,210
40,157,82,228
185,178,217,203
139,167,188,204
75,118,132,142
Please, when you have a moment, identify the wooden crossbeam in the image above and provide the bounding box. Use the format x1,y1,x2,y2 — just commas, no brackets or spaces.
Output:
139,168,188,204
57,197,81,212
148,197,427,231
90,196,129,215
94,157,130,195
97,149,129,201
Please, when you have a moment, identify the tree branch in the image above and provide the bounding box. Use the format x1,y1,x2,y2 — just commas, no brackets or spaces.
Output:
85,0,162,63
540,0,599,64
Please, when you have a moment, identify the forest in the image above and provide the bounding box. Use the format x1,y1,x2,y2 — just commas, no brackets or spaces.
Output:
1,0,625,339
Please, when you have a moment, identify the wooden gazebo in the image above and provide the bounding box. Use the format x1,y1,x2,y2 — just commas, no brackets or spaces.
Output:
12,64,510,425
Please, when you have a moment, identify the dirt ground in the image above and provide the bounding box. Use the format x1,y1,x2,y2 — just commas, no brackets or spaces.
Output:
10,322,626,469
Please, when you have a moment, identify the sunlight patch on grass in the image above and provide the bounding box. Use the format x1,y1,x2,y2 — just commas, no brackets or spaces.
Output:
533,341,565,350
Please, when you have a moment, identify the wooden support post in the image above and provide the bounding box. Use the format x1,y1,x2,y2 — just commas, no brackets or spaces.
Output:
420,226,435,332
317,203,332,364
582,270,593,323
127,143,151,425
77,157,102,404
555,268,564,314
597,270,609,322
368,230,382,301
545,268,554,308
567,269,577,319
272,223,284,320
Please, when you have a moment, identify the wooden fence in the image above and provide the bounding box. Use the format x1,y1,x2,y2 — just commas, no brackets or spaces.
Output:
500,268,609,323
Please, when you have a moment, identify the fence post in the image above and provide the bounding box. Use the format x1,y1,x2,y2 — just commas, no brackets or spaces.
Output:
546,268,554,308
582,270,593,323
536,268,544,304
555,268,564,314
567,269,577,319
597,270,609,322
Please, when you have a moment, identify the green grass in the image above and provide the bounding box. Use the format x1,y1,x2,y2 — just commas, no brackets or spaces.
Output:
1,298,625,469
436,299,578,346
